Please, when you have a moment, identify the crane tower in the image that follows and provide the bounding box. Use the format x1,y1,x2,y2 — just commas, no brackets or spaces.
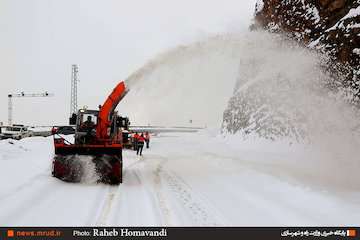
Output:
8,92,54,125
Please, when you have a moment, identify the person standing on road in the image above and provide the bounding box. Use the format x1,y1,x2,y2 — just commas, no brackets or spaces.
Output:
137,134,145,156
133,132,139,151
144,131,150,148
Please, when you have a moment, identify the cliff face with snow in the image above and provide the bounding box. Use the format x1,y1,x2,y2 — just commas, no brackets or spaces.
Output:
254,0,360,100
222,1,360,141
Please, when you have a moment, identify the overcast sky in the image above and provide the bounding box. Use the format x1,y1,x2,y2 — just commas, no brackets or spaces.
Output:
0,0,256,126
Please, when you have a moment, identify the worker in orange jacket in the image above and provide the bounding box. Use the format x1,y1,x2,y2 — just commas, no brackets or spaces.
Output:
137,134,145,156
144,131,150,148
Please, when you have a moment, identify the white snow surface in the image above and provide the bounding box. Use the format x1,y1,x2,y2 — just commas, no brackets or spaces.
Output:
255,0,264,14
341,5,360,20
1,134,359,226
326,5,360,32
353,48,360,55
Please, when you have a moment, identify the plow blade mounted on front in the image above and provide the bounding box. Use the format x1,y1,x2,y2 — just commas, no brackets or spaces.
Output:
52,138,123,184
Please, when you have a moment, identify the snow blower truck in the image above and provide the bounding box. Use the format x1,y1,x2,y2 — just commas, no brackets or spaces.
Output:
52,81,130,184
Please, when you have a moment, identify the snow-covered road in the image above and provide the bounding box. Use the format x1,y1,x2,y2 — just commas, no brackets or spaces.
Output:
1,132,360,226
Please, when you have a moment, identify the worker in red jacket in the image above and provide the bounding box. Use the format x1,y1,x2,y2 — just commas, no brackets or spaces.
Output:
137,133,145,156
144,131,150,148
133,132,139,151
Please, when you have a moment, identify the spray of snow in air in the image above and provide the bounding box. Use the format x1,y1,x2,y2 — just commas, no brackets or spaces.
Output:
77,156,99,184
123,30,360,191
123,34,247,128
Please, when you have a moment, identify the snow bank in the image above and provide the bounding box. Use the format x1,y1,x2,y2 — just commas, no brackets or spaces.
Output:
0,137,53,194
220,132,360,192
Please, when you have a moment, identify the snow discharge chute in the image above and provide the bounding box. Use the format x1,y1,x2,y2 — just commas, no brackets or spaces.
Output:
97,81,129,140
52,81,130,185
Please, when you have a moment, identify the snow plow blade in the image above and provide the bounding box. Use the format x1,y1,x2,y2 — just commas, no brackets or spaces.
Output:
53,141,122,184
55,144,122,155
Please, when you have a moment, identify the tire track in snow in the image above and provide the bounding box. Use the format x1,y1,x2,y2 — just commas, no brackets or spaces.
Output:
102,155,169,226
95,186,118,226
152,158,175,225
94,157,145,226
127,155,175,225
90,155,150,225
93,152,226,226
147,154,226,226
126,162,167,226
160,169,226,226
87,185,110,226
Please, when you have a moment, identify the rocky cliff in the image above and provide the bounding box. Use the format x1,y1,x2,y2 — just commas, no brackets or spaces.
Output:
254,0,360,101
222,0,360,141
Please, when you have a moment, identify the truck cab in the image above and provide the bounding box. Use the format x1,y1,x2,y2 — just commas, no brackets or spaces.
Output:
74,109,99,144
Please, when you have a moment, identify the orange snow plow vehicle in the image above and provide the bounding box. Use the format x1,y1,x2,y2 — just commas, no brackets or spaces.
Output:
52,81,130,184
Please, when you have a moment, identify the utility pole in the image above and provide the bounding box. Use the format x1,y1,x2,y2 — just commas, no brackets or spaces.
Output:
7,92,54,125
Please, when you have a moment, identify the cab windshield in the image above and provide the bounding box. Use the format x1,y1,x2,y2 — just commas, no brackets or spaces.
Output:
81,114,98,125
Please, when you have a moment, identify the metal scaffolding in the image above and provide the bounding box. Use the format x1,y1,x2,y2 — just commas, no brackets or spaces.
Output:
70,64,79,116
